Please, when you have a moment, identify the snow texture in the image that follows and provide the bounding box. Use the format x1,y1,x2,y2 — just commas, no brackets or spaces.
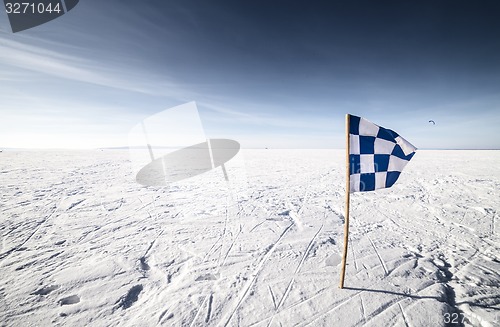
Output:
0,150,499,326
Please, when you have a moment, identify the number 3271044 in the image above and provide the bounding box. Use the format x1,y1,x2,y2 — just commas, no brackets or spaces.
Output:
5,2,62,14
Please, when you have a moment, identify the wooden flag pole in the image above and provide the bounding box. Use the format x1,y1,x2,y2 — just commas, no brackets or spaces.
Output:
340,114,351,289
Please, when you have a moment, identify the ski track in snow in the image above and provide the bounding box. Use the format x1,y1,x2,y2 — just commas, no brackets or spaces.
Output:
0,149,499,327
220,222,295,327
368,236,389,276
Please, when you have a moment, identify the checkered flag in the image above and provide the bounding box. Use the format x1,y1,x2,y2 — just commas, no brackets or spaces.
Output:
348,115,416,192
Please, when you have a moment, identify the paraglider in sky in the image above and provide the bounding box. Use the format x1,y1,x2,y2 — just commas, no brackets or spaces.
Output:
429,120,436,125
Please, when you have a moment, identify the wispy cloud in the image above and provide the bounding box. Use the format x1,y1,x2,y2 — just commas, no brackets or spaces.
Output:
199,100,340,130
0,37,190,97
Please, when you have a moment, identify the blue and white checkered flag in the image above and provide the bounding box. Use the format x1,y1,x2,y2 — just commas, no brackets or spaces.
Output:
348,114,416,192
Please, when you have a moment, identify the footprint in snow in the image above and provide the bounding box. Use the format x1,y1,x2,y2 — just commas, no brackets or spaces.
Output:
325,253,341,266
58,295,80,306
32,285,59,296
116,285,143,310
196,273,219,281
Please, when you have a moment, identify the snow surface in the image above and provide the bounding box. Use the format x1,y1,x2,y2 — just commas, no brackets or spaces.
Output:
0,149,499,327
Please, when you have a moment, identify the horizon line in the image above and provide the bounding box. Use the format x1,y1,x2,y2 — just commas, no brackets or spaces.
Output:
1,147,499,151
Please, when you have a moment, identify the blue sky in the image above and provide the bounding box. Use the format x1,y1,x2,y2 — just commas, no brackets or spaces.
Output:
1,0,499,149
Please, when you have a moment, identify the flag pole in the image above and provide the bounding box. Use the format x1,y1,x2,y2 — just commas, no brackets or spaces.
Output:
340,114,351,289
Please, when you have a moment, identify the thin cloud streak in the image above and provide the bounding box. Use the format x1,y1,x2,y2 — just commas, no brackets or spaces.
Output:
200,101,338,130
0,37,190,97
